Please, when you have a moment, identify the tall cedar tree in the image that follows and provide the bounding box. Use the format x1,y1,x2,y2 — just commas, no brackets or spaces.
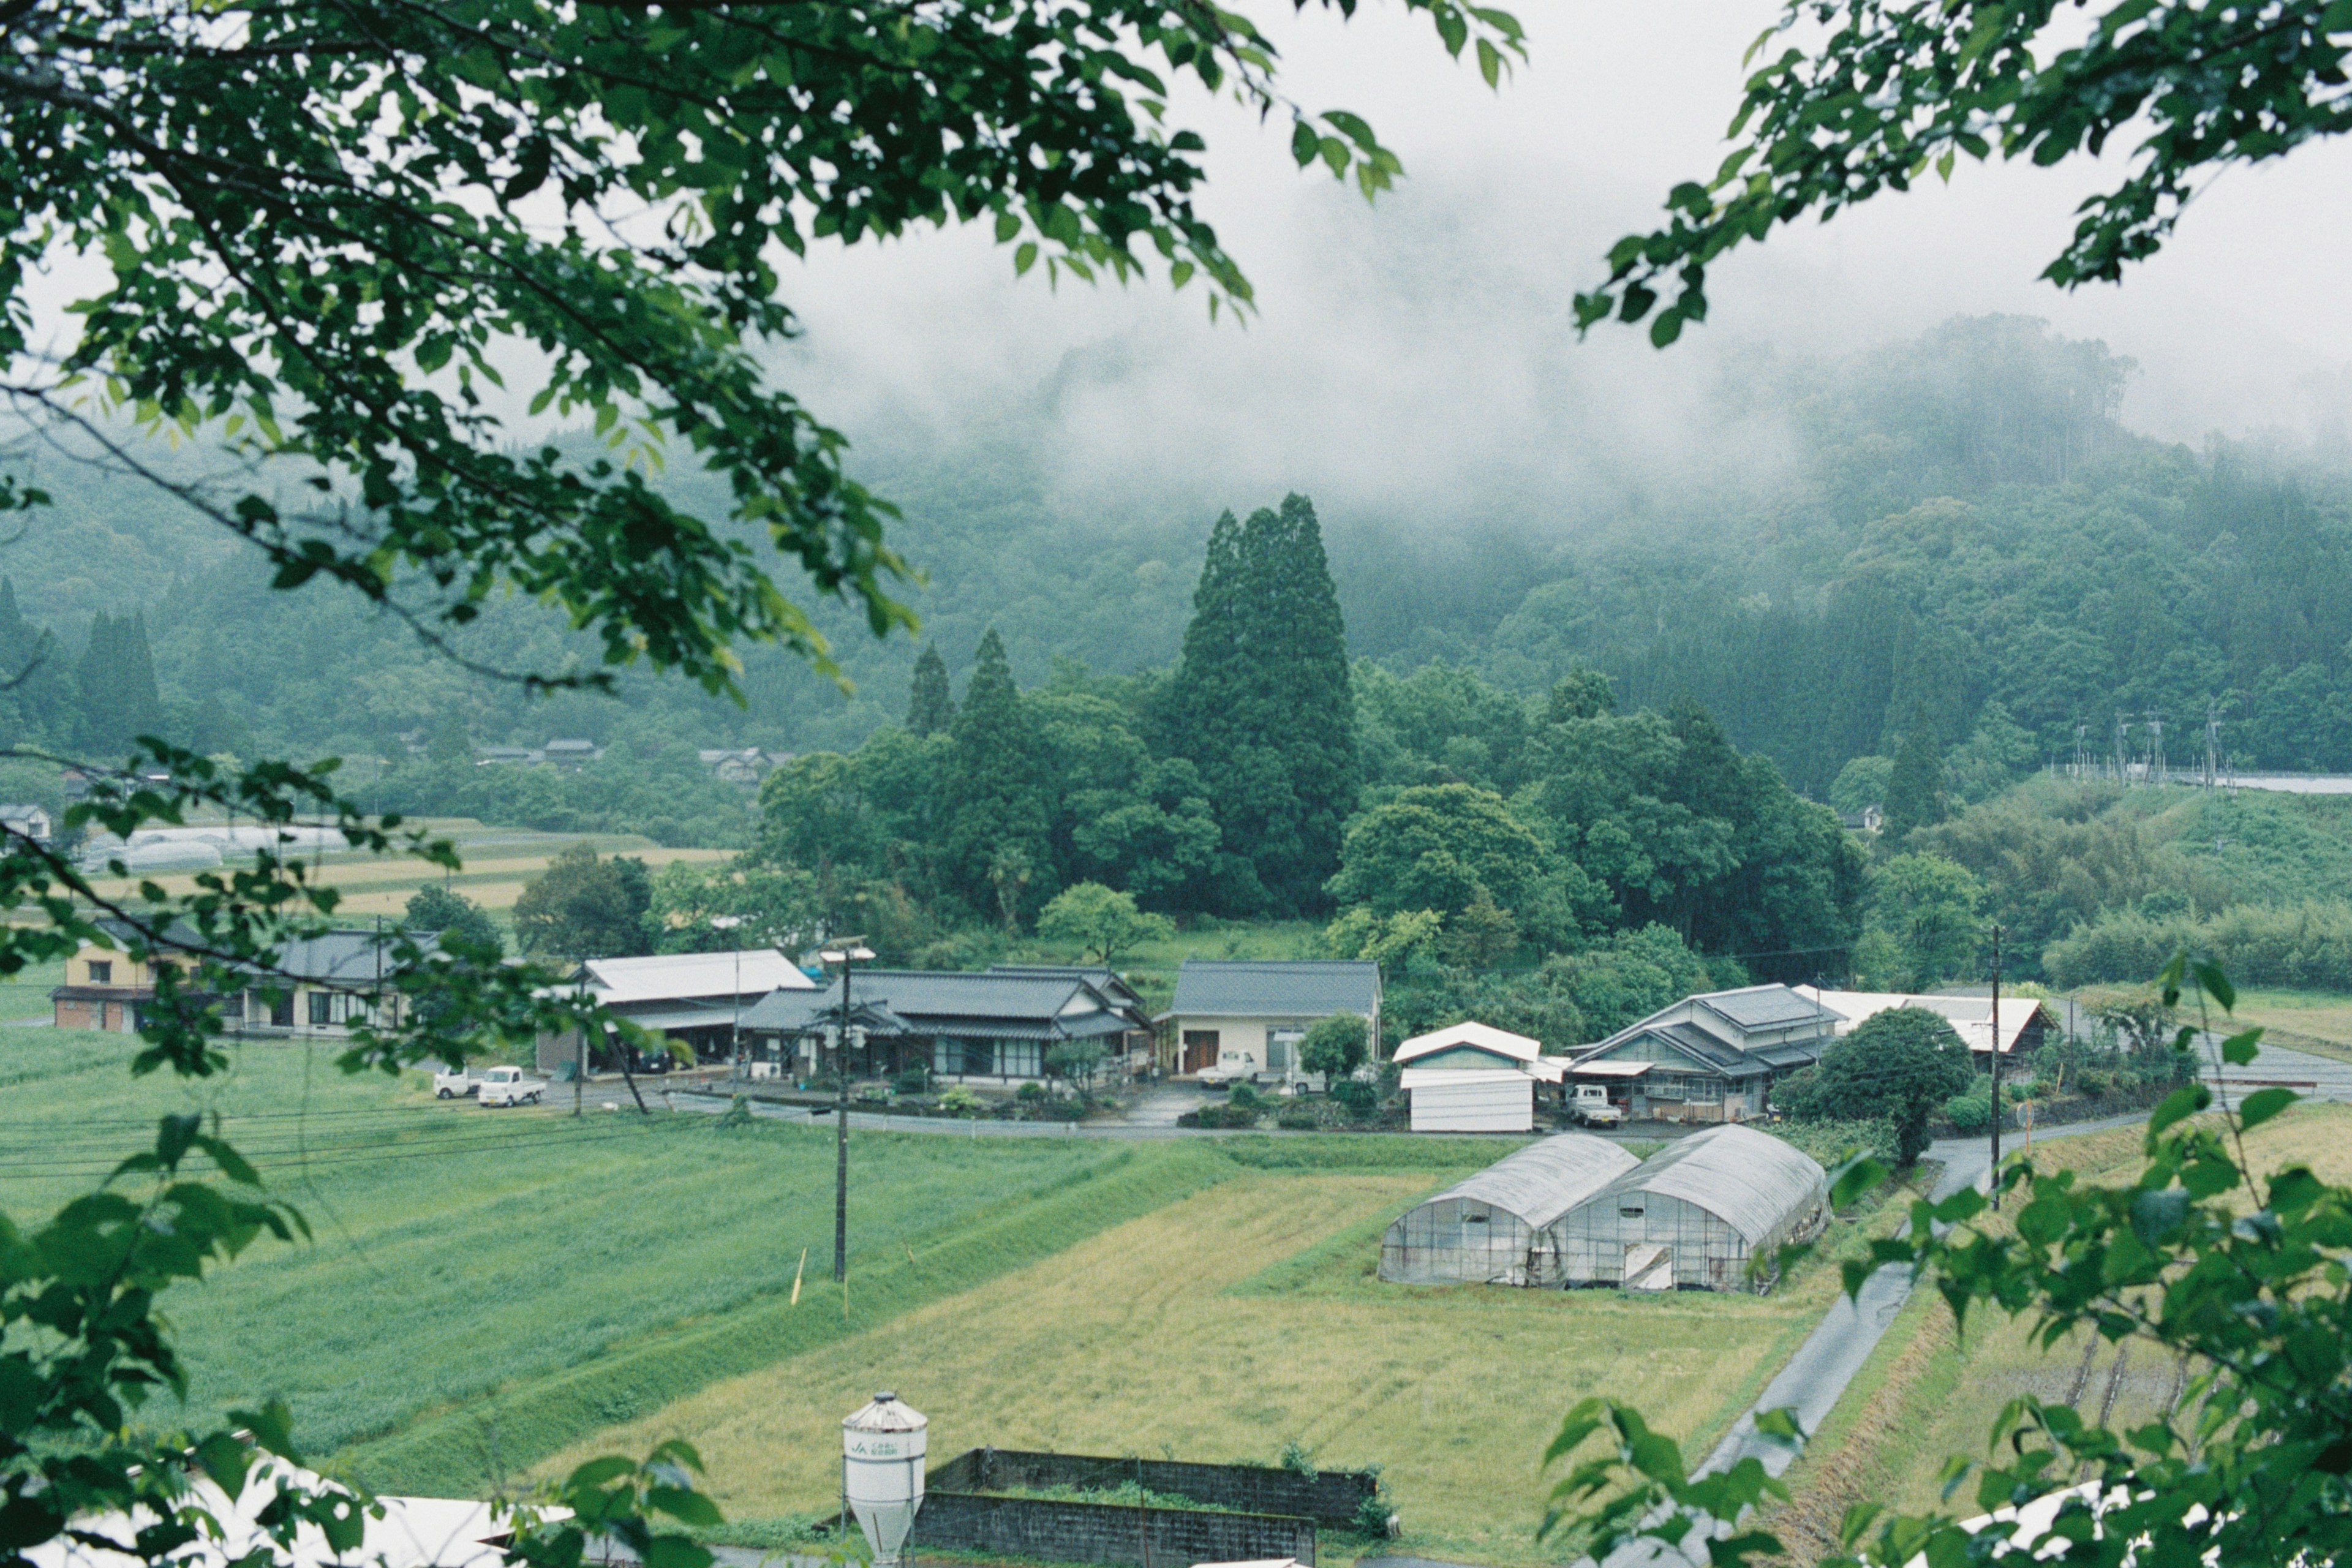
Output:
1167,494,1358,914
75,611,165,758
907,646,956,736
1883,712,1946,839
943,628,1049,918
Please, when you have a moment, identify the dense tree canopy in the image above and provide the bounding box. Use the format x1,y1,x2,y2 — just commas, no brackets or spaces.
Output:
1162,495,1359,914
1782,1005,1975,1164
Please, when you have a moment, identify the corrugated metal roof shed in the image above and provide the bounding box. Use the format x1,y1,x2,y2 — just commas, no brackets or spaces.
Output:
1169,960,1380,1017
1600,1125,1825,1246
579,950,815,1005
1422,1134,1642,1229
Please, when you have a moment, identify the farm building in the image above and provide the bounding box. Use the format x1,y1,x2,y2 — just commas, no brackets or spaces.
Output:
1395,1021,1568,1132
1378,1134,1641,1285
1568,984,1839,1123
1547,1125,1828,1292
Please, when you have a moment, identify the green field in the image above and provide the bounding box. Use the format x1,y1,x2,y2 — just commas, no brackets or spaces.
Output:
2226,989,2352,1064
7,1025,1921,1566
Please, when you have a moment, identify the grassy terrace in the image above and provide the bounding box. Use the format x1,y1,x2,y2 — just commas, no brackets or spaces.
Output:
6,1022,1929,1566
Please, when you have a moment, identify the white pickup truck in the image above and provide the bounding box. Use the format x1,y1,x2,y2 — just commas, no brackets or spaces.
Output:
475,1065,549,1107
432,1066,480,1099
1571,1083,1627,1126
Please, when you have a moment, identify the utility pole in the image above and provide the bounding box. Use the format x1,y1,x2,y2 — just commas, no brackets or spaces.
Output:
2145,710,2166,787
1988,922,2003,1212
2113,711,2132,786
824,938,874,1284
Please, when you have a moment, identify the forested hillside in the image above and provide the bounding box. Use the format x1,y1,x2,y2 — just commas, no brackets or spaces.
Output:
5,315,2351,797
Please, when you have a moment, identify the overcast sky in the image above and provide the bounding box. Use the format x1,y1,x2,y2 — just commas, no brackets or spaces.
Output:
768,0,2352,526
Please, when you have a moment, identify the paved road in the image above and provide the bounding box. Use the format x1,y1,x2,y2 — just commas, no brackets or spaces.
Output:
2199,1035,2352,1107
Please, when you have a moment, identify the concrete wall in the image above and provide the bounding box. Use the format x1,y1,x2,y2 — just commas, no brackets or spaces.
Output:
931,1449,1378,1528
912,1492,1317,1568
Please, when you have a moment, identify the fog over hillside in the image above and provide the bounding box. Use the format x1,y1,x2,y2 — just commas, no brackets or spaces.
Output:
5,0,2352,774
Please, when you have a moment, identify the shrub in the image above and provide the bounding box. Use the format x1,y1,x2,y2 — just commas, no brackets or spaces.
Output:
937,1087,987,1118
892,1068,929,1096
1183,1102,1263,1129
1228,1082,1267,1111
1793,1009,1975,1164
1942,1090,1991,1134
1332,1079,1379,1118
1016,1081,1047,1102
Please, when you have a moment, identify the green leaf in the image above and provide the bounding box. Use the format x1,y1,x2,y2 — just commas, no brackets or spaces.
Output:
2147,1084,2204,1137
1014,242,1038,276
2235,1086,2297,1130
2220,1027,2262,1065
993,212,1021,243
1291,120,1319,166
1476,37,1501,88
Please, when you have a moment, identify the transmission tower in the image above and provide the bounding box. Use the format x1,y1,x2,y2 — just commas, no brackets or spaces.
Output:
2114,710,2133,786
2073,722,2090,782
2144,710,2167,788
2204,699,2222,791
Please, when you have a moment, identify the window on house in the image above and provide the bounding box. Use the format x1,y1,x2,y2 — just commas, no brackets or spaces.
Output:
87,960,112,984
1648,1077,1686,1100
1687,1077,1722,1104
307,992,334,1026
1001,1040,1041,1077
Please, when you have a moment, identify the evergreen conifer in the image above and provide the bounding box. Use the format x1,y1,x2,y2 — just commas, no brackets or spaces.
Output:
943,628,1047,918
1166,493,1357,914
907,645,955,736
1883,711,1947,839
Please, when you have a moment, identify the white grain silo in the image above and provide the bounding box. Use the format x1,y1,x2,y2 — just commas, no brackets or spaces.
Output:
842,1392,927,1568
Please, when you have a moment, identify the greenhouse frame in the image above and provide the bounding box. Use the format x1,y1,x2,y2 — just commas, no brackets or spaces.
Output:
1544,1125,1828,1292
1377,1134,1640,1286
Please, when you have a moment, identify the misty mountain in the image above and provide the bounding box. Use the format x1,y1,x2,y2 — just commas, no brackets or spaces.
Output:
4,315,2349,794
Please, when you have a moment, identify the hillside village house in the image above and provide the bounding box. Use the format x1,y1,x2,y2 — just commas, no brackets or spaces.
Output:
53,922,428,1036
0,803,53,844
1569,984,1840,1123
739,966,1150,1086
535,948,818,1072
1158,959,1382,1082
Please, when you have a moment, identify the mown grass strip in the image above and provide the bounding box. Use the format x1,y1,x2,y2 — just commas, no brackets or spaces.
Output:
339,1141,1237,1496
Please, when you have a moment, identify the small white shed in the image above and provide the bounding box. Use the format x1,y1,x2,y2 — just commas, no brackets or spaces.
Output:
1401,1066,1535,1132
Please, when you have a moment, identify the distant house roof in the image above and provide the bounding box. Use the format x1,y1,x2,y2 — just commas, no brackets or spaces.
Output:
0,802,50,821
1700,985,1843,1031
545,737,598,753
1577,984,1839,1077
989,963,1147,1011
576,950,816,1006
1394,1020,1541,1066
742,968,1142,1041
1169,959,1381,1018
1795,987,2041,1056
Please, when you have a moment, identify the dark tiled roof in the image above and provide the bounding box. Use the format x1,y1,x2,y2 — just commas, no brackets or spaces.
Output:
1170,960,1381,1017
1656,1021,1751,1072
989,964,1144,1008
742,969,1135,1040
739,989,908,1035
1700,985,1842,1030
1752,1041,1826,1069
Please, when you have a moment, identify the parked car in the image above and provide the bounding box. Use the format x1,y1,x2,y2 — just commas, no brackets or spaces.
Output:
432,1065,480,1099
476,1066,549,1107
1571,1083,1627,1126
1196,1049,1258,1088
